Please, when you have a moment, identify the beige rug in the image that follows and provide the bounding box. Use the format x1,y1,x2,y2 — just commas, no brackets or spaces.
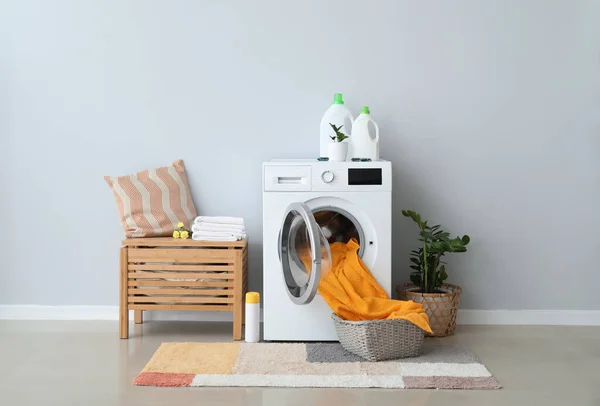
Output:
133,342,500,389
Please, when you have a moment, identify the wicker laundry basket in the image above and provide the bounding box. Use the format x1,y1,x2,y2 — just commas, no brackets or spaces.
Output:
331,314,425,361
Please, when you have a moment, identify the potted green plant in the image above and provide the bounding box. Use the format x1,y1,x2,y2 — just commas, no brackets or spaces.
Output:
396,210,470,336
328,123,349,161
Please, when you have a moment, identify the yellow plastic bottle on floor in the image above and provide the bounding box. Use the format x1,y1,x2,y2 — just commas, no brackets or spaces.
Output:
245,292,260,342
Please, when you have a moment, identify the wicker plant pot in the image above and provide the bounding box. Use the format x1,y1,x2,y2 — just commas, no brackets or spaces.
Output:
396,283,462,337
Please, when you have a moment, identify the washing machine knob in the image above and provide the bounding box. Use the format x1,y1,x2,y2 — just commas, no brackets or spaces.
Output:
321,171,335,183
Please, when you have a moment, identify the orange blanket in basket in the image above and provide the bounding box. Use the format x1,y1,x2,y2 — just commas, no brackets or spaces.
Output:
317,239,432,333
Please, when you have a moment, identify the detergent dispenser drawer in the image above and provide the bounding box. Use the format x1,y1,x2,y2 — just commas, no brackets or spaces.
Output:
264,166,312,192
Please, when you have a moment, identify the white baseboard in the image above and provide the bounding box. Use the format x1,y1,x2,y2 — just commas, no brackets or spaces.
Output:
0,305,599,326
457,309,600,326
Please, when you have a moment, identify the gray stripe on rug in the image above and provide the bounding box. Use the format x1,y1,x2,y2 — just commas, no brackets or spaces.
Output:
306,342,482,364
306,343,364,363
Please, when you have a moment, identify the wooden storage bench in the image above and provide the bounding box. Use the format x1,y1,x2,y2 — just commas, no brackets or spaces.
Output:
119,237,248,340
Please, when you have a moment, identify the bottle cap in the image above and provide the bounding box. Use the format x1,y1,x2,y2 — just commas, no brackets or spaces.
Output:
360,106,370,114
246,292,260,304
333,93,344,105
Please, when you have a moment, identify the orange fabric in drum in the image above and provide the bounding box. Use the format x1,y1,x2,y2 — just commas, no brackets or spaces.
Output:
104,160,197,238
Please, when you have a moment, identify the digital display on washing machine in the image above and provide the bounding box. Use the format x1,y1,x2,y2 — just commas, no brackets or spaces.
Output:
348,168,382,185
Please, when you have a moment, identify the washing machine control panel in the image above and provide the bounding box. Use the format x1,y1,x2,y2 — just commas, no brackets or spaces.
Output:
264,161,391,192
317,167,384,188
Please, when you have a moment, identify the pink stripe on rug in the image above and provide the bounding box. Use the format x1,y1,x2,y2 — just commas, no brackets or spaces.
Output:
403,376,501,389
133,372,195,387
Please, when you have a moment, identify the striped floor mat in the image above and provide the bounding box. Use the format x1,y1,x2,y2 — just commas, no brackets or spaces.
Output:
133,342,500,389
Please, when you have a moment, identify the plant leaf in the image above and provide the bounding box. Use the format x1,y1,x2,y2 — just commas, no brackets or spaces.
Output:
440,264,448,281
410,273,421,286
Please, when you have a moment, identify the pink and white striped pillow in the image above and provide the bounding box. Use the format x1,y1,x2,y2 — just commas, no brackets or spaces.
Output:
105,160,197,238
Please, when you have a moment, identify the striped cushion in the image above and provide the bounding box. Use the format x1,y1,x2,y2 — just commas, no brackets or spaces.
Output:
105,160,197,238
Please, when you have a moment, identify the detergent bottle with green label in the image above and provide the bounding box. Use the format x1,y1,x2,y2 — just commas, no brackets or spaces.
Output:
350,106,379,160
319,93,354,158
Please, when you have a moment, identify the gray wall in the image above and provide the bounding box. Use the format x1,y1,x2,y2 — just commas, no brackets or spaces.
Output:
1,0,599,310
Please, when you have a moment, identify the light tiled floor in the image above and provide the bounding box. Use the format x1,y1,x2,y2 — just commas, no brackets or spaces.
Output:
0,320,598,405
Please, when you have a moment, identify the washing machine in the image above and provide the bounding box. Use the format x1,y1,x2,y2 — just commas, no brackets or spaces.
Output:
262,159,392,341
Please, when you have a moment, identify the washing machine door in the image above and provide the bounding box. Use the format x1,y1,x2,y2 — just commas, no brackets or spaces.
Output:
279,202,332,305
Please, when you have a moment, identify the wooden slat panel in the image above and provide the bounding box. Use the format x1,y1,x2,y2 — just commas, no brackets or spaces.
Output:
233,249,244,340
123,238,247,248
129,280,234,288
129,296,233,304
129,304,233,311
127,248,235,264
128,264,234,272
128,272,234,280
128,288,232,296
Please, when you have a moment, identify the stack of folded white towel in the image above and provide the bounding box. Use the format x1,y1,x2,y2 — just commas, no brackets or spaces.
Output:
191,216,246,241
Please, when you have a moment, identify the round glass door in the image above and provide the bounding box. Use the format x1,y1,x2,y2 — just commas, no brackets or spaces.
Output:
279,203,331,305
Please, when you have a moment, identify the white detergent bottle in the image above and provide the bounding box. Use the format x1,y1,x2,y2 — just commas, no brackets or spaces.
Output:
350,106,379,160
319,93,354,158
